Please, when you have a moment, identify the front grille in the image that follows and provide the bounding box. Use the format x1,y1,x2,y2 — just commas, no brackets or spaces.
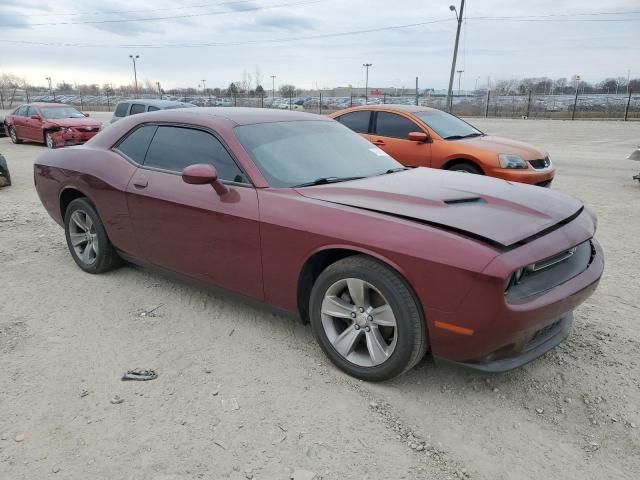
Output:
72,127,100,133
529,157,551,169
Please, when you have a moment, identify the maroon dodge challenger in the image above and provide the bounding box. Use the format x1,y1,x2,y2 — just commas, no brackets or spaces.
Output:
33,108,603,381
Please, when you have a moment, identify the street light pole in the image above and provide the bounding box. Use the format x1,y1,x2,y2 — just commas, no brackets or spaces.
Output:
475,76,480,92
446,0,465,112
201,79,208,103
156,81,162,98
456,70,464,96
129,54,140,98
45,76,52,97
271,75,276,98
363,63,372,105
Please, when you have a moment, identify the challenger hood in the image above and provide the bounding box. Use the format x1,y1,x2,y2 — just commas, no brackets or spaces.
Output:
295,168,583,249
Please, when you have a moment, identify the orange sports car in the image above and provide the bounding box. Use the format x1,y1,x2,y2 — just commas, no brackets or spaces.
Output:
330,105,555,187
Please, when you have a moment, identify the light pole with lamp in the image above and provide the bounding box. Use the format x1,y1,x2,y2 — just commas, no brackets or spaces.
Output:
363,63,372,104
456,69,464,96
446,0,465,112
129,54,140,98
45,76,55,101
271,75,276,98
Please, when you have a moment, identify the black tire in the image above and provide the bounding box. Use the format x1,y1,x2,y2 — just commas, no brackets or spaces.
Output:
9,126,22,144
0,154,11,187
309,255,428,381
447,161,482,175
64,198,122,274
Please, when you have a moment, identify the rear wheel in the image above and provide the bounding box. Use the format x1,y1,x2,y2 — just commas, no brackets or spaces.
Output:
64,198,122,274
9,126,22,144
448,162,482,174
309,255,428,381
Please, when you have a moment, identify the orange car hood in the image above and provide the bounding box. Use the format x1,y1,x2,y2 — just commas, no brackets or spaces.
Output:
296,168,584,249
460,135,546,160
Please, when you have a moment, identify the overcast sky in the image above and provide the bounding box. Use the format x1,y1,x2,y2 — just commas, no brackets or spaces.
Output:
0,0,638,91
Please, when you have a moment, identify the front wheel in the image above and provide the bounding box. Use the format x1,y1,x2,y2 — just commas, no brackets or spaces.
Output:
45,131,56,149
64,198,122,274
310,255,428,381
447,162,482,174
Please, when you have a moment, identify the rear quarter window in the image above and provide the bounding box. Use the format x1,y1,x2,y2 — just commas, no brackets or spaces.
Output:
114,103,129,117
114,125,158,164
335,111,371,134
129,104,146,115
147,106,160,112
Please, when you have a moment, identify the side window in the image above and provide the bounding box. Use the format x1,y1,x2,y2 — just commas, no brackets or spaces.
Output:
26,107,38,117
375,112,421,139
114,103,129,117
16,106,28,117
114,125,158,164
129,104,146,115
335,111,371,134
147,106,160,112
144,126,247,183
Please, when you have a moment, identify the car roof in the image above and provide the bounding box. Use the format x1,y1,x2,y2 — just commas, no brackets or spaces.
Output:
336,104,440,114
143,107,330,126
26,103,75,108
115,99,196,108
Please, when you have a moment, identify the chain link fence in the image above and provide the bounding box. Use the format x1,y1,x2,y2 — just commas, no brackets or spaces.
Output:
2,88,638,120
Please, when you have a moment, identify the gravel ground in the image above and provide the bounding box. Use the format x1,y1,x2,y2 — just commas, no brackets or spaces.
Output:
0,115,639,480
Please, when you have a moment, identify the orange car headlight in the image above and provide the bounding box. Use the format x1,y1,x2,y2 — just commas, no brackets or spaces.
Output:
499,154,528,169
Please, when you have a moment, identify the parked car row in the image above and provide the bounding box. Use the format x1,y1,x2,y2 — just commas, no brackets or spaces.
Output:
30,106,603,381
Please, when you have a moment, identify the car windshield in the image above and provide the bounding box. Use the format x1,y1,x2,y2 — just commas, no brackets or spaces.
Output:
234,121,402,188
40,107,85,119
414,110,483,140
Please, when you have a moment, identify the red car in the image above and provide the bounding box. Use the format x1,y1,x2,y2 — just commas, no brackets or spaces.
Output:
33,108,603,381
5,103,102,149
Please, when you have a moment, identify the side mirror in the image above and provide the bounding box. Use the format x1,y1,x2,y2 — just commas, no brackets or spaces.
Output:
30,115,42,121
83,112,90,117
182,164,228,195
407,131,429,142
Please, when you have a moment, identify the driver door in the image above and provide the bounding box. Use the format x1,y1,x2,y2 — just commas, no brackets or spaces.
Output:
24,106,43,141
370,111,432,167
119,124,264,300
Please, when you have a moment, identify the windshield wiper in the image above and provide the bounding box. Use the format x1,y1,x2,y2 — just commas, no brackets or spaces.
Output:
444,132,484,140
292,176,365,188
381,167,409,174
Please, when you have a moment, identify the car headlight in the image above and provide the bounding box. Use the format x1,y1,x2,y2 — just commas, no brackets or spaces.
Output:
499,154,528,169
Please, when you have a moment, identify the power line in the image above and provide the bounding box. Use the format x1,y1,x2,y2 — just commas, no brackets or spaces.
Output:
1,11,639,49
0,0,325,27
0,0,255,18
3,0,255,18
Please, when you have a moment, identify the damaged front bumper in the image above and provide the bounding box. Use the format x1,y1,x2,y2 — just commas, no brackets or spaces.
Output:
50,127,100,148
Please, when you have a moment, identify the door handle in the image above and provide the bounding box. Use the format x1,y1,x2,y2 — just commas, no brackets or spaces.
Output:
373,140,386,146
133,178,148,188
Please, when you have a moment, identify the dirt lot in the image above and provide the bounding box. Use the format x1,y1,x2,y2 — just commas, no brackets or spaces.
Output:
0,115,639,480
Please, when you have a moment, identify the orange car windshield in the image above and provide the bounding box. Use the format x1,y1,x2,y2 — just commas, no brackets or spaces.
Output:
415,111,483,140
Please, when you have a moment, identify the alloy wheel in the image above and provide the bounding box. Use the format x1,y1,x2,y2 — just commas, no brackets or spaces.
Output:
320,278,398,367
68,210,99,265
9,127,17,143
46,132,55,149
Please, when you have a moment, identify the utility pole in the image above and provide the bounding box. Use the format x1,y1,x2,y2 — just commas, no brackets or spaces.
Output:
271,75,276,98
572,74,581,120
628,69,631,95
45,76,52,97
446,0,465,112
129,54,140,98
363,63,372,105
415,76,419,106
456,69,464,96
156,81,162,98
